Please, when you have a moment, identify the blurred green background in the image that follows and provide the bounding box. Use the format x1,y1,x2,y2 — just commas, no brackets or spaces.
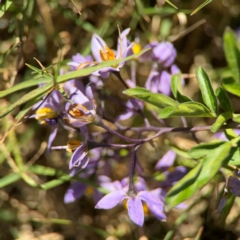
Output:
1,0,240,239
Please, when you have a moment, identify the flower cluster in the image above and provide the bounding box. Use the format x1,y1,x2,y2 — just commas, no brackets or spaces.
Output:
32,28,188,227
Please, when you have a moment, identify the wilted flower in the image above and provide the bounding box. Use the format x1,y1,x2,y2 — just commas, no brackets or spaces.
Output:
91,28,133,78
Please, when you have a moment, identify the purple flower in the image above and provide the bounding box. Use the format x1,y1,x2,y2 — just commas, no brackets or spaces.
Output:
34,90,62,151
91,28,132,78
141,42,177,68
64,175,111,204
68,53,93,70
155,150,187,187
63,82,97,128
117,79,144,121
95,178,166,226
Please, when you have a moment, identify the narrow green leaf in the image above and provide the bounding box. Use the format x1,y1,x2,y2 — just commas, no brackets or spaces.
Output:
222,77,240,97
0,83,52,118
0,173,21,188
233,114,240,123
158,102,215,118
29,165,57,176
56,48,150,84
165,0,178,9
171,74,192,103
223,27,240,82
21,173,38,187
0,78,51,98
166,142,232,208
123,87,178,108
1,49,150,119
215,86,233,113
0,0,12,18
188,141,225,159
40,174,71,190
190,0,212,16
196,67,218,115
210,112,232,133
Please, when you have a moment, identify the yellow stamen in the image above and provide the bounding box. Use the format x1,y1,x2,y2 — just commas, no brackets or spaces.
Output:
100,46,115,61
66,140,81,153
132,42,142,55
85,186,94,196
68,104,88,118
168,166,175,173
123,199,150,216
35,107,58,124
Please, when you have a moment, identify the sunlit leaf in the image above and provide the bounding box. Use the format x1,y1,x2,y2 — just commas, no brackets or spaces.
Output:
222,77,240,97
166,142,231,208
190,0,212,16
210,112,232,133
171,74,192,103
223,27,240,83
215,86,233,113
123,87,178,108
158,102,215,118
0,173,21,188
0,0,13,18
165,0,178,9
196,67,218,115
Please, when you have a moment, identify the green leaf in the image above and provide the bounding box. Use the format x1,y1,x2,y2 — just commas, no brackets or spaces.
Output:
210,112,232,133
233,114,240,123
0,83,52,118
0,48,150,119
166,142,232,208
165,0,178,9
215,86,233,113
196,67,218,115
0,0,12,18
29,165,58,176
123,87,178,108
190,0,212,16
171,74,192,103
222,77,240,97
0,173,21,188
0,78,51,98
40,174,71,190
188,141,225,159
223,27,240,83
158,102,215,118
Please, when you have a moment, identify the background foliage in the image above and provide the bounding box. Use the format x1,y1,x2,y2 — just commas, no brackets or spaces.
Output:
1,0,240,239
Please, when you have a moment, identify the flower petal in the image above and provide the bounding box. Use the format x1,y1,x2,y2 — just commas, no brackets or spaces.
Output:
138,191,166,221
91,34,107,62
64,181,88,204
95,190,126,209
127,197,144,227
47,126,58,153
155,150,176,171
69,144,88,169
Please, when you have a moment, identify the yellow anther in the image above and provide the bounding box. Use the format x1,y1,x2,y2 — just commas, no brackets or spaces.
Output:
86,186,94,196
68,104,88,118
132,42,142,55
35,107,58,124
66,140,81,153
100,46,115,61
168,166,175,173
123,199,150,216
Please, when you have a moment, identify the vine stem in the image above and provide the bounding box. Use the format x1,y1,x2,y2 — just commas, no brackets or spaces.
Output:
95,115,240,144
